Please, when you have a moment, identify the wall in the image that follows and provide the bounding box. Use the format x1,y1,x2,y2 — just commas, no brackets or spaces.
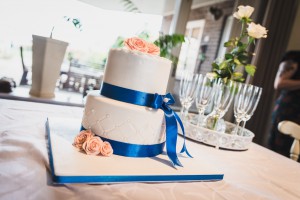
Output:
161,0,235,75
161,0,234,110
287,1,300,51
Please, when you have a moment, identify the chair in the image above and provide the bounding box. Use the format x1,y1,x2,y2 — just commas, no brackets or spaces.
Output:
278,121,300,161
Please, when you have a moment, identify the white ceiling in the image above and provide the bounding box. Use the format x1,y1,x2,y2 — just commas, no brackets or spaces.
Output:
77,0,230,16
77,0,167,15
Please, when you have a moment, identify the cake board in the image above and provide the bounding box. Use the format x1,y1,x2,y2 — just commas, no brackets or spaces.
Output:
46,117,224,184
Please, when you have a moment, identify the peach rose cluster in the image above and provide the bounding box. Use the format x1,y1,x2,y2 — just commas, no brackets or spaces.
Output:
124,37,160,56
73,130,113,157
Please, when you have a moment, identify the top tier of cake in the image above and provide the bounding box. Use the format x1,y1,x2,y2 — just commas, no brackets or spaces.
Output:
102,48,172,94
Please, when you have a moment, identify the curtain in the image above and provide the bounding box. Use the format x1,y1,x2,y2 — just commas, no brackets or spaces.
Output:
245,0,299,146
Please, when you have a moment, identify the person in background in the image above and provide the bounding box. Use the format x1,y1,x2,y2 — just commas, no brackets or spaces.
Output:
269,50,300,158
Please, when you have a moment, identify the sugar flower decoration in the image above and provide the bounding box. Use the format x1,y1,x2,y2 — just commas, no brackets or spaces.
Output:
147,42,160,55
73,130,113,157
124,37,148,53
124,37,160,56
100,141,114,157
82,136,103,156
73,130,93,151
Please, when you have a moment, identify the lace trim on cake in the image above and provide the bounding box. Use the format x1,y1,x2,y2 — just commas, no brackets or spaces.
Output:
82,107,165,144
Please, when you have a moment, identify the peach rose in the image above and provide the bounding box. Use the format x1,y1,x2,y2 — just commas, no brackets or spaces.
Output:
100,141,113,157
82,136,103,156
124,37,148,53
73,130,93,150
147,42,160,55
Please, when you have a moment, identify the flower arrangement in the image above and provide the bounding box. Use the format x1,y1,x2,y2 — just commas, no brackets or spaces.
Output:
124,37,160,55
210,5,268,82
73,130,113,157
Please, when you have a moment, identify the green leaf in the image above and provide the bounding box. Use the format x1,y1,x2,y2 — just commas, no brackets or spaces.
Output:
225,53,233,60
238,54,248,64
237,41,243,47
219,61,228,70
232,72,243,78
242,43,248,49
234,58,241,65
224,41,232,47
245,64,256,76
233,77,245,82
231,47,239,55
211,62,219,69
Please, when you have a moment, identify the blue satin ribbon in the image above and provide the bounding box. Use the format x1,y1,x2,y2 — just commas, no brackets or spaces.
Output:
81,125,165,157
98,82,192,167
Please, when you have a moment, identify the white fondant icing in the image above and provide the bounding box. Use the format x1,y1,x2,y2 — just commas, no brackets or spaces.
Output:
103,48,172,94
82,91,166,145
81,48,172,147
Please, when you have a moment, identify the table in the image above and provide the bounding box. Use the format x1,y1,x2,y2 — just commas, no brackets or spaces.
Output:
0,99,300,200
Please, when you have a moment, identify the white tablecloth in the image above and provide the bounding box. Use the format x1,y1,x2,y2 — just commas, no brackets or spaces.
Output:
0,99,299,200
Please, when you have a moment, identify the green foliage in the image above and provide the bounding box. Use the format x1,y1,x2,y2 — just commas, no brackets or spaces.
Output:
111,36,125,48
245,64,256,76
50,16,82,38
121,0,141,13
153,33,185,65
137,31,150,40
211,16,260,82
64,16,83,31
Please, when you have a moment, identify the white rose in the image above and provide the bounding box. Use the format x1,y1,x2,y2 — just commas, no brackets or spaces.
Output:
233,5,254,19
247,22,268,39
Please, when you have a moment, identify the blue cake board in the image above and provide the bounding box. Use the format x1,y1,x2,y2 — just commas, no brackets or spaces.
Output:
46,117,224,184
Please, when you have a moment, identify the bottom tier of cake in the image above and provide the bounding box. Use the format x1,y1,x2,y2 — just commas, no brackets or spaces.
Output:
81,91,166,145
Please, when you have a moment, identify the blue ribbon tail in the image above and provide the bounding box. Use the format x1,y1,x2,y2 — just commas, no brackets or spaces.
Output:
174,112,193,158
164,111,183,167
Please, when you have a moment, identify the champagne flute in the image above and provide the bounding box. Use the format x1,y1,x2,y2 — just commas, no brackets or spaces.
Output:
179,71,199,121
232,83,262,135
232,82,251,135
206,79,236,131
240,85,262,135
195,74,216,127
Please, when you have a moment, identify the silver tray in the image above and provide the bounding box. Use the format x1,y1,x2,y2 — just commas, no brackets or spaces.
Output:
182,117,255,150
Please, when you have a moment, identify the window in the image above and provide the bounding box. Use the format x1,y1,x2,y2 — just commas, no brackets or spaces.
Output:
176,19,205,79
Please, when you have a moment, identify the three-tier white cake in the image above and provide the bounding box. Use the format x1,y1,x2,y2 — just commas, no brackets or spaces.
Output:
81,48,172,150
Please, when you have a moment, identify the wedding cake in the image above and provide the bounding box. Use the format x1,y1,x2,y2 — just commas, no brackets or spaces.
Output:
82,38,176,156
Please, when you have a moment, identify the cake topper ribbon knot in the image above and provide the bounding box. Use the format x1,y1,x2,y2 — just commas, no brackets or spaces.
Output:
152,93,175,109
99,82,192,167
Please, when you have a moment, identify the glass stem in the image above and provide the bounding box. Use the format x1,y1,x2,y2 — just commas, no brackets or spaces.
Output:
180,106,184,118
181,106,189,122
233,120,241,135
197,107,205,127
241,121,247,136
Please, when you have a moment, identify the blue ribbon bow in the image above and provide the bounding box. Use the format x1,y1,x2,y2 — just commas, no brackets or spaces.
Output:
152,93,192,167
98,82,192,167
